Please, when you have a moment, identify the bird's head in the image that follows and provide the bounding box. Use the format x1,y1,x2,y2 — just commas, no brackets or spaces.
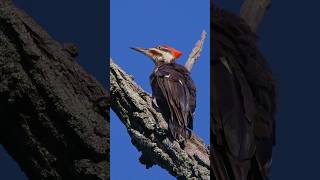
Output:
131,45,182,65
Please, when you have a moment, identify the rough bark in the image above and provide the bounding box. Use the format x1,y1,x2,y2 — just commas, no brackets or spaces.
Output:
185,30,207,72
0,0,109,179
240,0,272,32
110,59,210,180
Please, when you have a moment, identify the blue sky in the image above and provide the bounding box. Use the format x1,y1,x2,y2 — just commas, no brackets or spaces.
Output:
110,0,210,179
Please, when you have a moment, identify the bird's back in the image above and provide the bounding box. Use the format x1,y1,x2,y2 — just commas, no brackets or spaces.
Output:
150,63,196,140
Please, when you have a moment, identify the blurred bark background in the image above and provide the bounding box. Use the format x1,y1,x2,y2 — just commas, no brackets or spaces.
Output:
0,0,109,179
240,0,272,32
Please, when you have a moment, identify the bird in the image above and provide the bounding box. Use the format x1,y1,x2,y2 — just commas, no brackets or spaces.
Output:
131,45,196,147
211,8,276,180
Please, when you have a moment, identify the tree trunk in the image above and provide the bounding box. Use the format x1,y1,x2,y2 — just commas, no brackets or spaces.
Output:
110,59,210,179
0,0,109,179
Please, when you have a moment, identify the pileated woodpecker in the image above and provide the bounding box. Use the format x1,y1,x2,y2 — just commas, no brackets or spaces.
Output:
211,8,276,180
131,45,196,146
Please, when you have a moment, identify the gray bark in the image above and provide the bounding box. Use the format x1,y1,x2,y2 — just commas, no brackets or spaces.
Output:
240,0,272,32
0,0,109,179
185,30,207,72
110,59,210,180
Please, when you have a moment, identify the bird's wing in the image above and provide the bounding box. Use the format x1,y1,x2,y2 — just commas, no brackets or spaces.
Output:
184,70,196,130
152,66,194,139
213,56,256,159
212,8,276,180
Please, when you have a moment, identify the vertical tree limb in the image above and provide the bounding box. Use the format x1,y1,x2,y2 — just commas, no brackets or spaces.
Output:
185,30,207,72
240,0,272,32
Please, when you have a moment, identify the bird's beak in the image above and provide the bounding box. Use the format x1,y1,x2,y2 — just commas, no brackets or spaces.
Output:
130,47,152,57
131,47,148,54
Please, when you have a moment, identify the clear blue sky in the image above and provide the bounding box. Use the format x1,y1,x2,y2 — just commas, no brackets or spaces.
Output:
0,0,108,179
110,0,210,179
215,1,320,179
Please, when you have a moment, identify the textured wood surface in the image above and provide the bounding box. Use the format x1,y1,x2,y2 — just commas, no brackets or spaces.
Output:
0,0,109,179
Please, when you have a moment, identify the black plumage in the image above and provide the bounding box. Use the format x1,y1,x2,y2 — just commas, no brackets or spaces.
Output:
150,63,196,141
211,8,276,180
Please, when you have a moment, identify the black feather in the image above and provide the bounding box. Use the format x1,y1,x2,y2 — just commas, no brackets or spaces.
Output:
150,63,196,142
211,7,276,180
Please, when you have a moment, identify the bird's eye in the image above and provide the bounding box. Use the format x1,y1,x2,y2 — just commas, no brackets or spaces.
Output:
162,48,170,52
150,49,161,56
157,46,170,52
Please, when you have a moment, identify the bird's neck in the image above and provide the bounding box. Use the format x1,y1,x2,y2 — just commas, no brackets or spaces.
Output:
155,61,174,67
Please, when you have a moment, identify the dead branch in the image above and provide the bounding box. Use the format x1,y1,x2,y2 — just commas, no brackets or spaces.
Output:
110,59,210,179
240,0,272,32
185,30,207,72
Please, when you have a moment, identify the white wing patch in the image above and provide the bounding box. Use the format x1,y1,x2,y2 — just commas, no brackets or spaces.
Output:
220,56,233,74
153,97,159,108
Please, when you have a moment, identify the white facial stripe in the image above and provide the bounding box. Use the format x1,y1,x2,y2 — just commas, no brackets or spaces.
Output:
150,48,175,63
150,48,162,54
163,52,174,63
